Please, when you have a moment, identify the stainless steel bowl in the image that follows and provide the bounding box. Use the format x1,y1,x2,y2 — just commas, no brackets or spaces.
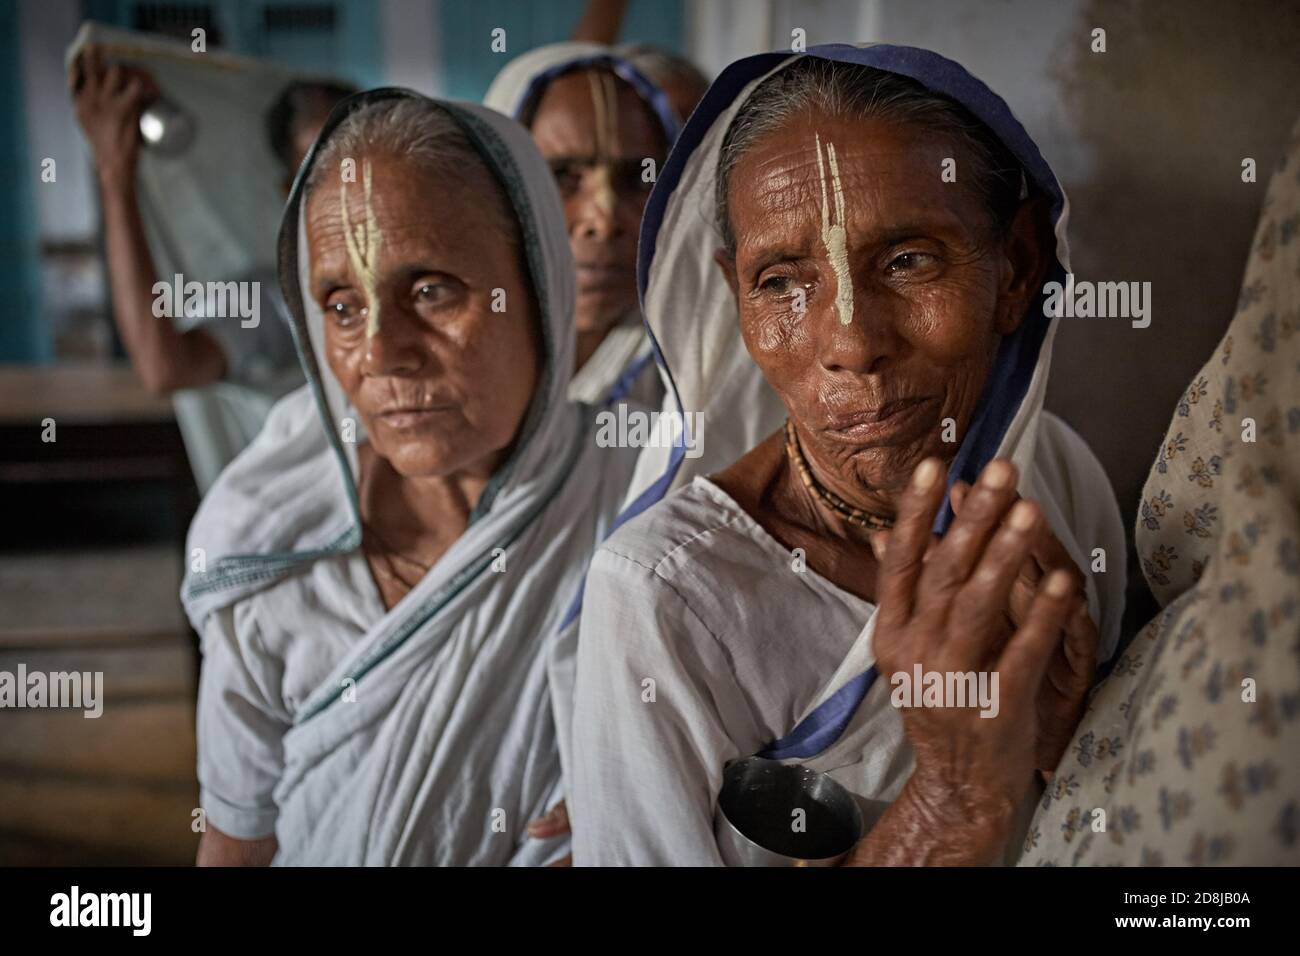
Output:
139,97,195,156
714,756,864,866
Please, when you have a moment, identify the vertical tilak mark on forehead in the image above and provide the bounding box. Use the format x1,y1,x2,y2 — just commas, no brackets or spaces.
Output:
586,71,619,216
816,133,854,326
340,158,383,339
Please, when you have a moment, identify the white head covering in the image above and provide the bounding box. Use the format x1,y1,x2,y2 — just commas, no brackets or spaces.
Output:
483,41,679,140
630,43,1077,515
181,90,636,864
484,42,679,408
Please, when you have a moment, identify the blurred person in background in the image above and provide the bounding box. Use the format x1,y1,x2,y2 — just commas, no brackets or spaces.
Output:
70,45,352,397
572,0,709,123
486,44,676,408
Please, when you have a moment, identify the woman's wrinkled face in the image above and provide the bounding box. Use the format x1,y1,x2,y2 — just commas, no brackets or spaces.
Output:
530,70,666,335
718,112,1043,501
306,152,541,479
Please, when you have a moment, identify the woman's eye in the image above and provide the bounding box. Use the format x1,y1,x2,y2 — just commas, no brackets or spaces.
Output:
550,163,582,196
613,163,652,194
415,282,452,306
887,252,937,274
328,300,363,328
758,275,794,294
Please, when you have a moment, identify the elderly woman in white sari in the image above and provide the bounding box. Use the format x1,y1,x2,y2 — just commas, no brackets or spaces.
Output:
182,90,637,865
485,43,678,408
568,45,1128,865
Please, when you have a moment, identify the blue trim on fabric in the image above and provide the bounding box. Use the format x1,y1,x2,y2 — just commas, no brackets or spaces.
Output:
759,667,879,761
600,349,654,406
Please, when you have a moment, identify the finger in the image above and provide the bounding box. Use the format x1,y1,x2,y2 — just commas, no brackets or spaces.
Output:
876,457,946,629
526,801,569,838
870,530,888,562
872,530,941,564
69,52,86,94
997,569,1077,701
86,45,103,84
138,71,161,102
955,479,1037,590
948,498,1044,663
1006,558,1041,633
526,800,570,838
548,853,573,868
1061,601,1099,675
82,47,107,95
120,74,157,114
916,459,1020,611
105,63,127,96
119,65,158,97
941,481,972,564
1029,528,1085,596
121,75,144,105
948,479,970,514
1019,552,1043,585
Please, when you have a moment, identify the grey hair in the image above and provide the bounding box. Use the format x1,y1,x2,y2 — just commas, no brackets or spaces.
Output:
715,58,1026,255
305,97,519,247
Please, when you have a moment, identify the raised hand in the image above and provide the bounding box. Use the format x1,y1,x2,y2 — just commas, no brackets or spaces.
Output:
949,479,1098,775
69,45,160,181
848,457,1083,865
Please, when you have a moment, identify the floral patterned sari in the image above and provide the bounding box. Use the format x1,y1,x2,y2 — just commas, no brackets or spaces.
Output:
1021,116,1300,865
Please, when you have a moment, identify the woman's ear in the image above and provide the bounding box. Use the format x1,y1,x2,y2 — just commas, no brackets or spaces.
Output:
994,196,1051,335
713,247,740,300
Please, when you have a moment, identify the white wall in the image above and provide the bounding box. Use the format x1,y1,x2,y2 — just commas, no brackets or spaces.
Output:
684,0,1090,184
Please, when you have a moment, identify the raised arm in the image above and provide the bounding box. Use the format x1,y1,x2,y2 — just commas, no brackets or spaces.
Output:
571,0,629,43
70,45,225,394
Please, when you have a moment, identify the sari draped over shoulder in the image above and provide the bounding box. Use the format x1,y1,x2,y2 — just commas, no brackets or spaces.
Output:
567,44,1128,865
1020,116,1300,866
181,91,637,865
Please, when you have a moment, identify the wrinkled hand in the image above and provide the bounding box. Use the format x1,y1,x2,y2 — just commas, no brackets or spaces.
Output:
527,800,572,867
949,480,1098,775
69,45,159,180
867,457,1084,861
